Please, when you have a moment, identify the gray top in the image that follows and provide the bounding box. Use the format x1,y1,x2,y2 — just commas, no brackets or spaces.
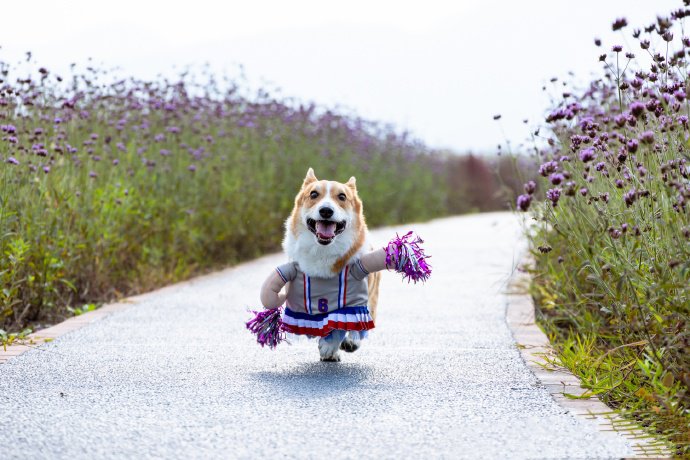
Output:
276,259,370,314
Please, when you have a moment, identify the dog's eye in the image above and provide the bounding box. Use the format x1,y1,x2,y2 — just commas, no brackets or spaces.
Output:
337,193,347,201
310,191,319,199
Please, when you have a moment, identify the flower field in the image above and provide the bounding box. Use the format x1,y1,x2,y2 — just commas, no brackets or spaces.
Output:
521,6,690,454
0,57,520,333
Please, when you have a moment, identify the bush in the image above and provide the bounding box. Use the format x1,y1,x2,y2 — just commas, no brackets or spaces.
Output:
519,8,690,455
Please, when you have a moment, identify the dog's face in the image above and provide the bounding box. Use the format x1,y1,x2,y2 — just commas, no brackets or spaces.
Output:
289,168,363,246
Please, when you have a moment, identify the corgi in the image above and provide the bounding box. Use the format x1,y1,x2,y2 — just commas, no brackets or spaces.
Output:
264,168,381,361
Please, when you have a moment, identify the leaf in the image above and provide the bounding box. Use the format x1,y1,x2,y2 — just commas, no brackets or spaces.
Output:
661,372,674,388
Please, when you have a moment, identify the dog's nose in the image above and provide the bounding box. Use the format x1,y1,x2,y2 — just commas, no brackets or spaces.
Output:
319,207,334,219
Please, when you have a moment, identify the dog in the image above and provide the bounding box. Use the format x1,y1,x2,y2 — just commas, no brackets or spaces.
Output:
260,167,381,361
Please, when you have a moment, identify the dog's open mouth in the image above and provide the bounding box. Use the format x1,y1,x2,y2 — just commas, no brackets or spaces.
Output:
306,218,346,245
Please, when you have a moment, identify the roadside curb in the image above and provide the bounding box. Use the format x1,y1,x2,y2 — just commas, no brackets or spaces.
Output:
506,261,672,460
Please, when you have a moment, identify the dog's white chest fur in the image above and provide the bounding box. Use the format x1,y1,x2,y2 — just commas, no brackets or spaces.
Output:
283,220,368,277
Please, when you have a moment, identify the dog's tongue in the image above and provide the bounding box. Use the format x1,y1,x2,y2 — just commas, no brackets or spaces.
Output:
316,220,336,238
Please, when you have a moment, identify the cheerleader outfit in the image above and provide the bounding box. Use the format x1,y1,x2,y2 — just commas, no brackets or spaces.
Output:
274,259,376,337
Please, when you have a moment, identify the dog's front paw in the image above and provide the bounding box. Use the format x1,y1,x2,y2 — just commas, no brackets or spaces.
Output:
340,331,362,353
320,354,341,362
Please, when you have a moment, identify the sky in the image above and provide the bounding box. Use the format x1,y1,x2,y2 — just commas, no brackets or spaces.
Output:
0,0,681,153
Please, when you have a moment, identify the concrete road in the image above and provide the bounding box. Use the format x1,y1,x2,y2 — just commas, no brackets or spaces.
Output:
0,213,634,459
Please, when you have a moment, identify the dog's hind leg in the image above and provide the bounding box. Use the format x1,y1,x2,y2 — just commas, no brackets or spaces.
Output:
318,330,346,362
340,331,362,353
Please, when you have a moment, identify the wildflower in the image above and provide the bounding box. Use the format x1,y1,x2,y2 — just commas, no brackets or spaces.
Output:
154,133,165,142
54,117,62,124
624,188,637,207
90,133,99,140
539,160,558,176
599,54,607,62
594,38,602,46
579,147,596,162
612,45,623,52
89,171,98,178
621,223,628,233
625,52,635,59
160,149,170,156
600,192,610,203
546,188,561,206
612,18,628,31
4,136,18,144
559,155,571,162
663,31,674,42
43,166,50,174
6,157,19,165
609,228,622,239
166,126,181,134
538,245,552,254
516,194,532,211
116,142,127,152
640,39,650,50
595,162,606,172
678,115,688,127
674,90,686,102
640,131,654,144
549,173,565,185
626,139,639,153
637,165,647,177
524,180,536,194
579,187,588,196
1,124,17,134
493,114,501,120
629,101,645,117
615,179,624,188
188,164,197,172
113,159,119,165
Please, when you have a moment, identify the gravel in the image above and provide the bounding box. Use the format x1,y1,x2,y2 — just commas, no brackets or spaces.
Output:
0,212,634,459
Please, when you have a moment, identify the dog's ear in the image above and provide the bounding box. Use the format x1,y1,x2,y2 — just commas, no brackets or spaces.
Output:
345,176,357,190
302,168,318,188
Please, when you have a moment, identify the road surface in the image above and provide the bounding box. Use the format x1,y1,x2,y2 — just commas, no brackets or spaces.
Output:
0,213,634,459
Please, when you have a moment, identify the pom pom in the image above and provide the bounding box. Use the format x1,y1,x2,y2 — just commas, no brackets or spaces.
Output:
246,307,285,349
385,231,431,283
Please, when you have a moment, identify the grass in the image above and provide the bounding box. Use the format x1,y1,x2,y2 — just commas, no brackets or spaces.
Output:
520,7,690,457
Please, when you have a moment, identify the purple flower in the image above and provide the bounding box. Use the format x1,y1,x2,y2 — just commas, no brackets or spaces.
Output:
166,126,181,134
188,164,197,172
524,180,536,195
539,160,558,176
629,101,645,117
612,45,623,52
6,157,19,165
54,117,62,124
640,131,654,144
516,194,532,212
154,133,165,142
546,188,561,207
595,162,606,172
615,179,624,188
1,124,17,134
89,171,98,178
674,90,686,102
579,187,588,196
43,166,50,174
640,39,650,50
116,142,126,152
626,139,638,153
549,173,565,185
160,149,170,156
612,18,628,31
579,147,596,163
4,136,18,144
624,188,637,207
113,159,120,165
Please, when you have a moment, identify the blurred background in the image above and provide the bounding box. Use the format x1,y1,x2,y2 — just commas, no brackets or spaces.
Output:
1,0,678,153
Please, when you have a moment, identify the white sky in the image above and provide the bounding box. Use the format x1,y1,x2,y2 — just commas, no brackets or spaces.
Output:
0,0,680,152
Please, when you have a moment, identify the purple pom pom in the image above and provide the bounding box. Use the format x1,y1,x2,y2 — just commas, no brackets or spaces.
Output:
385,231,432,283
246,307,285,349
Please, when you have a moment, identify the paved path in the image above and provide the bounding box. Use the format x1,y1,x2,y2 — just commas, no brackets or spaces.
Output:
0,213,634,459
